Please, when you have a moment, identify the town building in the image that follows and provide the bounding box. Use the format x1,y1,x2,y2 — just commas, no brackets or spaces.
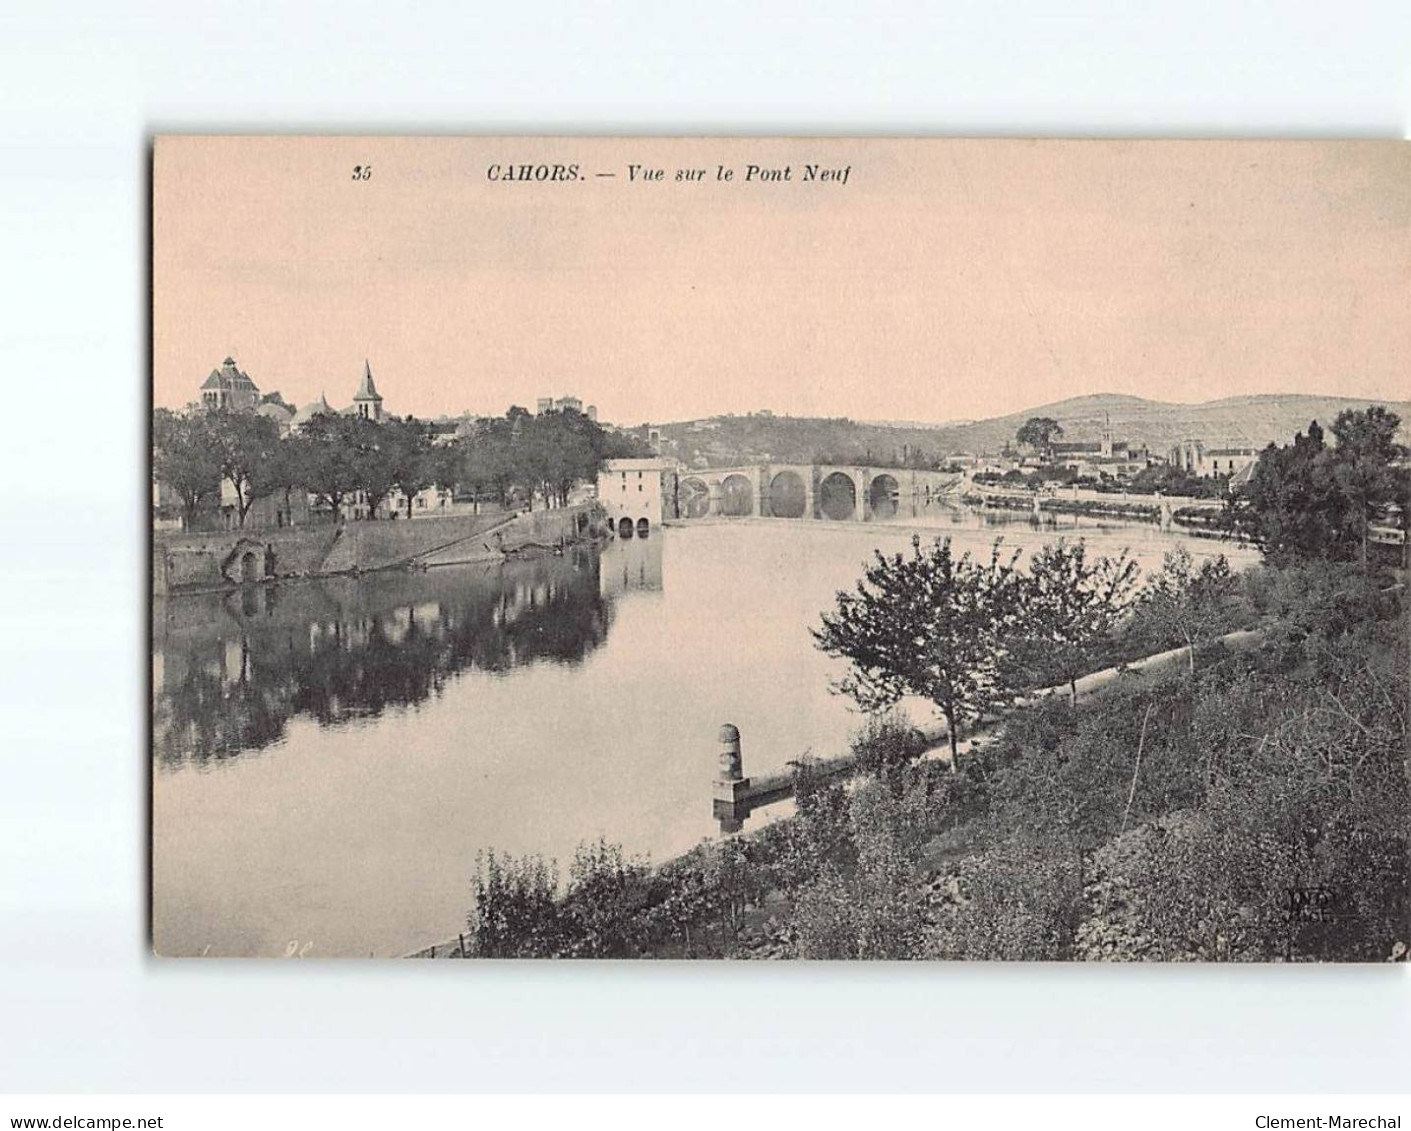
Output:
199,357,262,411
596,458,680,532
256,399,296,434
536,395,595,421
1045,416,1152,479
167,357,408,530
291,393,334,431
1170,440,1262,479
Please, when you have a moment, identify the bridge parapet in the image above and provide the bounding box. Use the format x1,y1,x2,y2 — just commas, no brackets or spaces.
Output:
673,463,965,523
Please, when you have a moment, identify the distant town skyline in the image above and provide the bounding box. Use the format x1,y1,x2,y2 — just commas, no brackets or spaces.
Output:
155,138,1410,424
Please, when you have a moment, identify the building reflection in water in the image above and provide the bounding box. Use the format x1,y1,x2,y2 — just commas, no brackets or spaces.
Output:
598,532,663,599
151,545,636,769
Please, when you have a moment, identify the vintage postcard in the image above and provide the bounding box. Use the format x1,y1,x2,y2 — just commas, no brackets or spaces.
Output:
151,137,1409,960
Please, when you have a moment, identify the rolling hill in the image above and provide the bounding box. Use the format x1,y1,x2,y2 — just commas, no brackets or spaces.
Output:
651,393,1410,469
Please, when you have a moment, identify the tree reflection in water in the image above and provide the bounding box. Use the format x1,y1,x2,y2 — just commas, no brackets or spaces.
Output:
152,547,615,768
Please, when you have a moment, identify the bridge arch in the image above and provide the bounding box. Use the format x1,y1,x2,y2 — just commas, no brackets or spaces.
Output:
680,476,711,519
818,471,858,521
869,473,900,520
719,474,754,517
767,470,807,518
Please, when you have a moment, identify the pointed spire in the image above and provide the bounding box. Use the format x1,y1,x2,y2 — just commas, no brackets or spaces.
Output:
354,359,380,401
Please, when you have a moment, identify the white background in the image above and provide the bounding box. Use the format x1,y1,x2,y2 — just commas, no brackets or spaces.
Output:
1,0,1408,1094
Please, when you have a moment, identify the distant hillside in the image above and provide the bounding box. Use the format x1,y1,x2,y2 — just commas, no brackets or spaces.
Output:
924,392,1411,456
651,393,1410,468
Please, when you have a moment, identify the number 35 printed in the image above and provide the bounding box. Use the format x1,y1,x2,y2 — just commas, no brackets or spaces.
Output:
351,165,372,181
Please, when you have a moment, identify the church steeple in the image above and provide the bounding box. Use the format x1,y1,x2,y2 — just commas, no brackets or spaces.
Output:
352,359,384,421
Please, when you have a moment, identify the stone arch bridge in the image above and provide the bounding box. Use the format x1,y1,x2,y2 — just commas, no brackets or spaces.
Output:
673,464,966,523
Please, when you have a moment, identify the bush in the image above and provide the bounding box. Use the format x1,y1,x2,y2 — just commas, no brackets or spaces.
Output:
849,710,928,782
791,778,930,959
467,851,566,957
926,830,1084,960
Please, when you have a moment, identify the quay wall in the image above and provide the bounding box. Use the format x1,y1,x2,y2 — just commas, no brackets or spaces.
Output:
319,512,512,574
152,525,342,595
417,504,599,567
154,506,603,594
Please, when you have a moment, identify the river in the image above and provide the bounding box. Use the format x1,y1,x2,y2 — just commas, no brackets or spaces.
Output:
151,509,1257,957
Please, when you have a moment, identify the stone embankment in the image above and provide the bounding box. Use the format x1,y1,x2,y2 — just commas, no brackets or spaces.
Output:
153,503,602,595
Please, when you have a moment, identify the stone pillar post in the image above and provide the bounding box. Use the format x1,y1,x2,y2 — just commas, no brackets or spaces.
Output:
803,469,817,520
855,468,869,521
713,723,750,806
708,478,723,517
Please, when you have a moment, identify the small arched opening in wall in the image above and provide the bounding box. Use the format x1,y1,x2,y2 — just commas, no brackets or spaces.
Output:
636,517,650,538
768,470,807,518
618,517,635,539
720,474,754,517
819,472,857,521
680,477,711,519
869,473,900,521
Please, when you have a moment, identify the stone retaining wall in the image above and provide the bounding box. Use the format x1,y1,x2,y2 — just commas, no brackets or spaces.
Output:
153,525,341,594
153,507,600,594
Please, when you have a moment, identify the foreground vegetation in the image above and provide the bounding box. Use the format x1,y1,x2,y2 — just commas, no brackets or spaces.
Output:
455,409,1407,962
461,558,1406,961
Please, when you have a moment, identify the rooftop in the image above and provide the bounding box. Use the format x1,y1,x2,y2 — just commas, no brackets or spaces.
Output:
200,357,259,392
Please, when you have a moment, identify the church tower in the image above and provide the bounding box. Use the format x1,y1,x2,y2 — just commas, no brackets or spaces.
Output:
353,360,384,421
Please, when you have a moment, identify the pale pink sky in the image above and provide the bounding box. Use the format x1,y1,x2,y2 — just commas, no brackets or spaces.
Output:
154,138,1409,424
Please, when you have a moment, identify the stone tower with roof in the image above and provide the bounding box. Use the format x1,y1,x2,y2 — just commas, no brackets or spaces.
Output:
199,357,261,411
353,360,384,421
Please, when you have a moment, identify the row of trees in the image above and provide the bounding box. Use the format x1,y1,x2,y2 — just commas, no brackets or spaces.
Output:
153,404,648,530
454,406,647,512
812,535,1239,765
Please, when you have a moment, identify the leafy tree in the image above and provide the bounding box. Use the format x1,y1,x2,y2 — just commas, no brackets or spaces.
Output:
207,409,283,528
153,408,222,529
253,431,310,527
1226,410,1407,566
384,418,435,518
1129,546,1241,674
346,417,397,518
813,536,1023,768
1020,539,1140,705
1016,416,1064,454
298,413,362,517
1328,406,1406,569
1225,424,1332,561
458,429,512,511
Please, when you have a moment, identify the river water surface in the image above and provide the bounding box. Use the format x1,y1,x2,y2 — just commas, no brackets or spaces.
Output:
152,510,1256,957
